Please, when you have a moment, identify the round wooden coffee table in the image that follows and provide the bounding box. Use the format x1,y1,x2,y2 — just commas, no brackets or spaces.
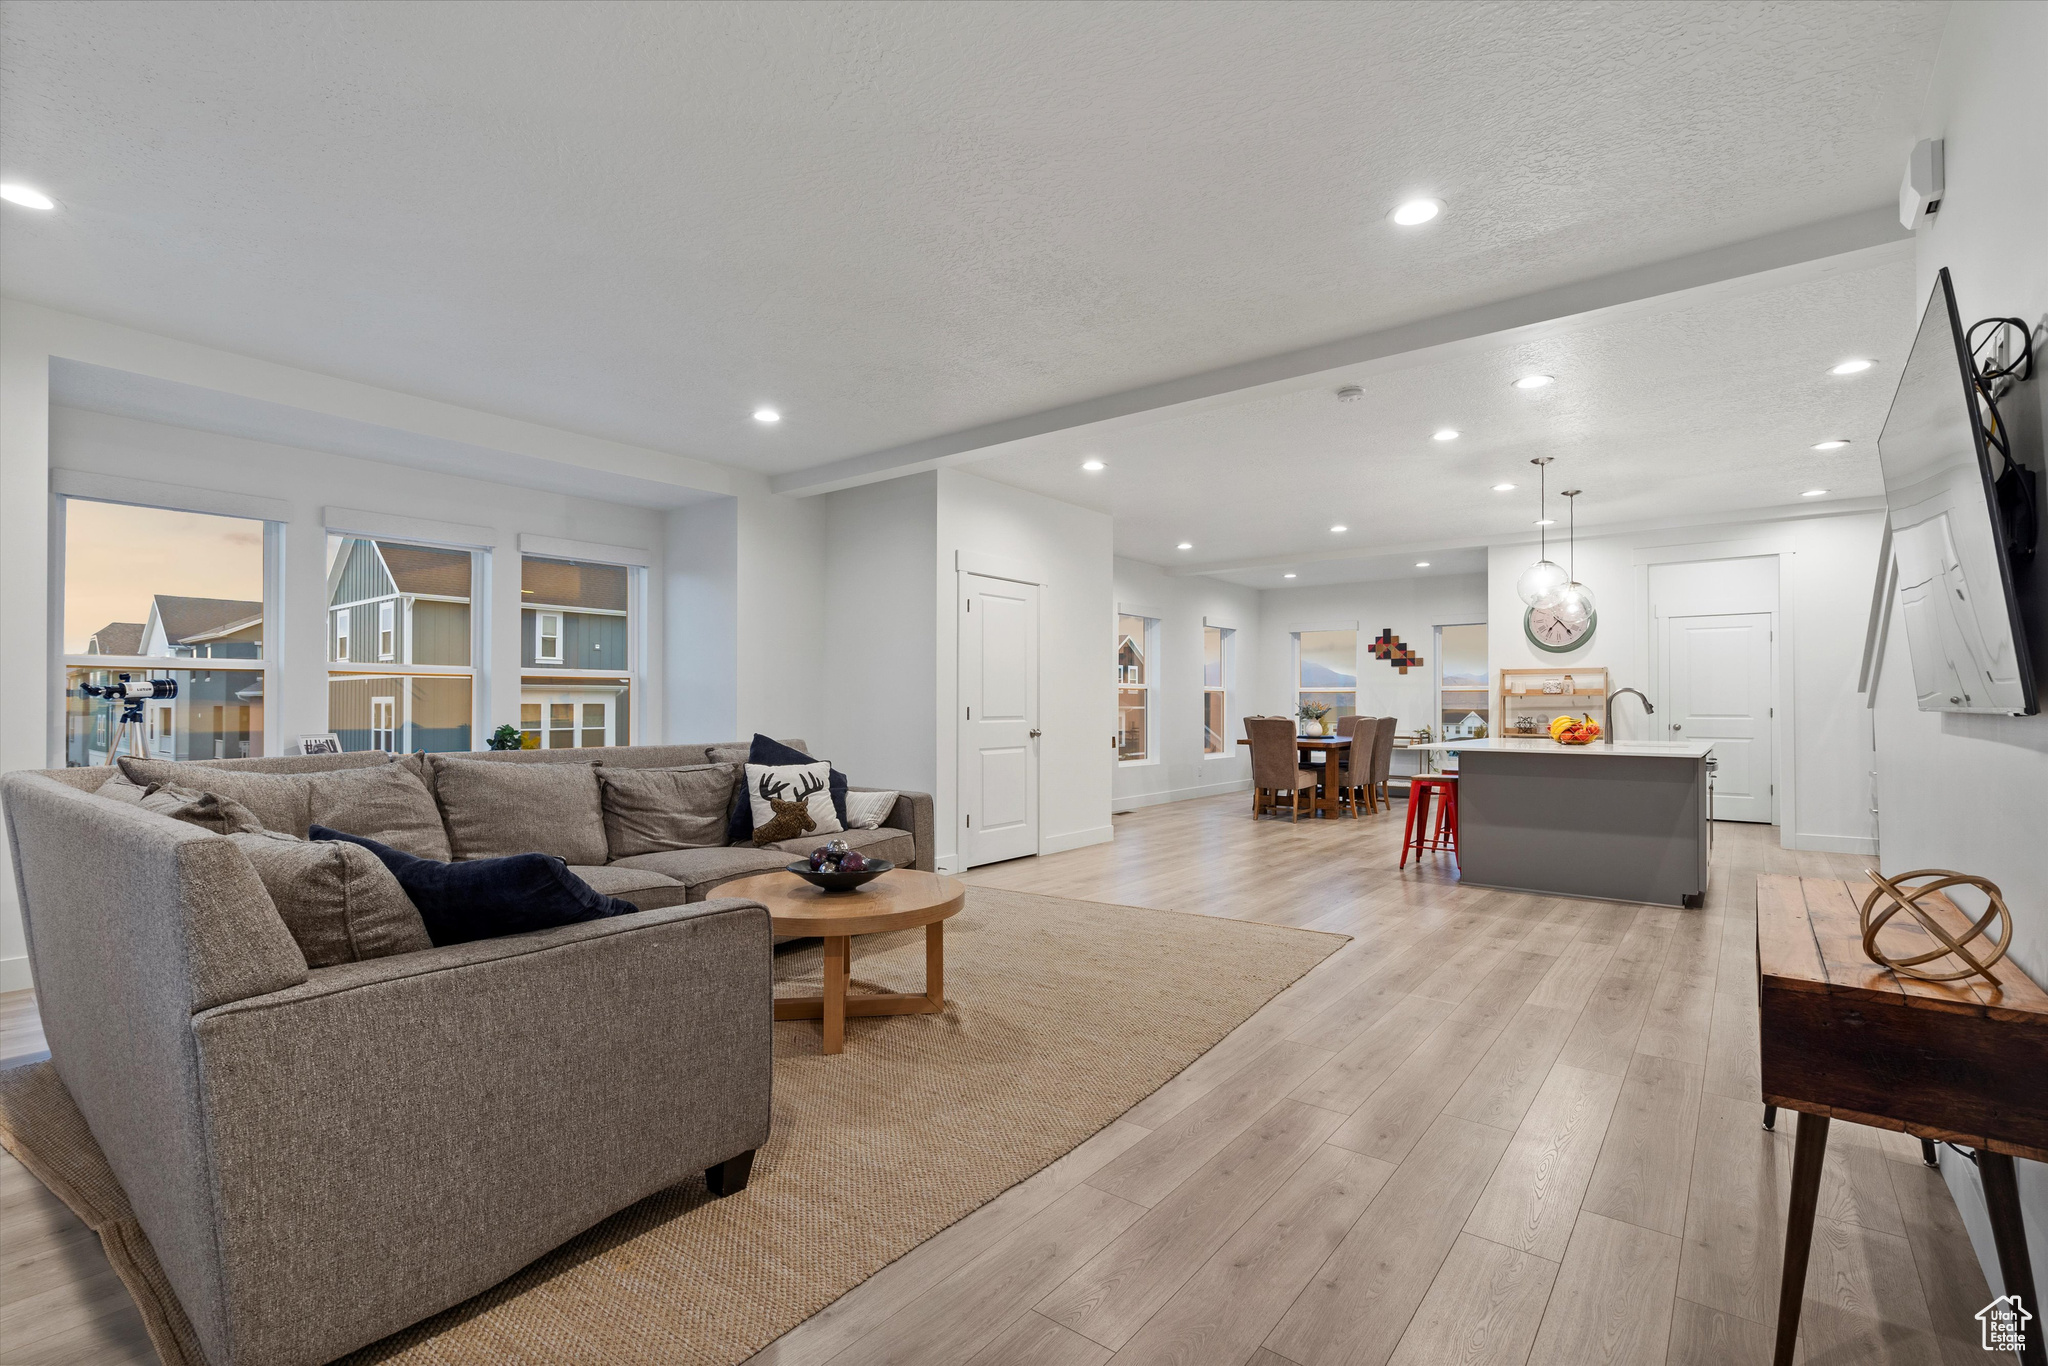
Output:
721,868,967,1055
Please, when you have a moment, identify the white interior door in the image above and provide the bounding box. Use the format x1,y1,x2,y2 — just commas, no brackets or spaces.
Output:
1664,611,1774,822
960,574,1040,867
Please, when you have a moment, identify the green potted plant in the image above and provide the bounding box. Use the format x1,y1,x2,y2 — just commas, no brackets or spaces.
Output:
487,723,524,751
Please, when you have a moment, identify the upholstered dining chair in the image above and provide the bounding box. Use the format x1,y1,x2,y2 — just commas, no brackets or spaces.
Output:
1246,716,1315,821
1331,714,1370,816
1368,715,1399,812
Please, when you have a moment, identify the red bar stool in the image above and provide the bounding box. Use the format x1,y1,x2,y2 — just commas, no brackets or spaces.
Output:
1401,775,1459,868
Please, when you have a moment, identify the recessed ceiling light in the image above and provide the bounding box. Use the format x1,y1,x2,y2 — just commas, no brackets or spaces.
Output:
1514,375,1555,390
752,407,780,424
1811,439,1850,450
1330,525,1347,534
1176,542,1193,550
1414,561,1431,568
0,183,55,210
1390,198,1442,226
1283,573,1297,579
1830,359,1874,376
1432,429,1460,442
1081,459,1105,472
1492,482,1517,492
1801,488,1829,497
1534,518,1557,526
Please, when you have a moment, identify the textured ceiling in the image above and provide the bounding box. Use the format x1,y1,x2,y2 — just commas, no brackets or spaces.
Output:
0,0,1946,475
971,245,1917,574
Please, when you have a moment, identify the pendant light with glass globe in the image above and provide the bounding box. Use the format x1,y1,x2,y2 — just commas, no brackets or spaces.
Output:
1515,457,1569,605
1548,489,1596,629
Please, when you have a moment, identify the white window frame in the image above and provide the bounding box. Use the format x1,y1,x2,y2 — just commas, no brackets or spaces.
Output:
1116,612,1159,765
536,610,563,664
369,695,396,753
325,534,484,756
520,556,642,749
1203,624,1235,758
377,600,395,661
1293,628,1359,724
51,493,281,765
332,608,350,662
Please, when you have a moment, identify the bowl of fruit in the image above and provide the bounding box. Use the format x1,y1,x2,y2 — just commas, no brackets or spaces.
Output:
787,840,895,892
1549,713,1603,746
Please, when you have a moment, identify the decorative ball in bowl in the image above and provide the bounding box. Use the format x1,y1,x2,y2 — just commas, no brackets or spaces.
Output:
787,840,895,892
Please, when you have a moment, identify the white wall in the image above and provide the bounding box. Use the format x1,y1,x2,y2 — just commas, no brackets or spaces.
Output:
735,482,827,744
936,470,1115,867
819,472,939,793
1256,573,1489,732
1878,0,2048,1292
1487,509,1885,853
1111,557,1261,811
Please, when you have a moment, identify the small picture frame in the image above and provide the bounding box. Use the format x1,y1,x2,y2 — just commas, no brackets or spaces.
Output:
295,733,343,756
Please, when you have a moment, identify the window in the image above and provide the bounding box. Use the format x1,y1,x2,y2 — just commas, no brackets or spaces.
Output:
327,535,475,754
61,499,273,765
1203,625,1232,755
520,555,635,748
1295,629,1357,725
1436,623,1490,738
1116,612,1157,762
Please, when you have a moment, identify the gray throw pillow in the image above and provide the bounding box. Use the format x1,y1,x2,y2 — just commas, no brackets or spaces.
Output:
229,829,432,967
139,783,271,835
118,758,313,834
597,764,737,859
303,763,451,860
429,755,608,864
95,770,151,803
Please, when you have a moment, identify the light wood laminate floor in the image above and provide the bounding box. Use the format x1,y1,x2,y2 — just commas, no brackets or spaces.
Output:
0,798,2007,1366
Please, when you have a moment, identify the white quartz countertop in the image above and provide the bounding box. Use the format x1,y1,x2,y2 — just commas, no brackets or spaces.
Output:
1407,738,1716,759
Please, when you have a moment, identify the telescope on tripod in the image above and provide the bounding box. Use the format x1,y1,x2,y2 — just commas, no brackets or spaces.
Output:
78,674,178,765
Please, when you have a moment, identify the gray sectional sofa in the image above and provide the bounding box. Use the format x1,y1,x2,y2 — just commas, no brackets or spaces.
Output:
0,740,932,1366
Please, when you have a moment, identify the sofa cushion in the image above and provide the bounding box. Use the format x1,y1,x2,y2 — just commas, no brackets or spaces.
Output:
311,825,635,946
724,735,849,843
566,865,690,912
608,846,792,903
770,827,915,867
744,761,842,846
95,770,152,803
114,756,450,858
139,783,271,835
119,757,316,834
596,764,737,859
229,829,432,967
429,755,607,864
842,788,898,830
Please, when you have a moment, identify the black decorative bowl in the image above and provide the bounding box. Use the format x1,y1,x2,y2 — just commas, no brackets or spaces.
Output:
785,859,895,892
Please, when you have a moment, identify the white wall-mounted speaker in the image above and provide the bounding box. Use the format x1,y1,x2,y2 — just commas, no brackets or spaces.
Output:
1899,138,1944,230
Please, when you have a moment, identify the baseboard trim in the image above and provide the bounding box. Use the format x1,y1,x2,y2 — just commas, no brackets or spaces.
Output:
1788,833,1880,855
1111,778,1253,813
1041,825,1114,856
0,955,33,994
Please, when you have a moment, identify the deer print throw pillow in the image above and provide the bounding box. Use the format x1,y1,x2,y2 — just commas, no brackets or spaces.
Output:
745,762,842,845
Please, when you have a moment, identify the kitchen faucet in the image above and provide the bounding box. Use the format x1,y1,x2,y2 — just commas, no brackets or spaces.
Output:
1605,688,1654,744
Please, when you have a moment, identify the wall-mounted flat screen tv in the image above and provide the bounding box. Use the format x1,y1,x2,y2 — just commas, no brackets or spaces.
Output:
1877,267,2039,715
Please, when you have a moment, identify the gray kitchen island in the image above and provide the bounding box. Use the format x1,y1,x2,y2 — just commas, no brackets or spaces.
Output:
1408,738,1714,908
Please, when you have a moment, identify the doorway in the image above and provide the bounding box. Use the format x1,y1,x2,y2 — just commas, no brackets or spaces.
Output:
1650,556,1779,825
959,572,1040,867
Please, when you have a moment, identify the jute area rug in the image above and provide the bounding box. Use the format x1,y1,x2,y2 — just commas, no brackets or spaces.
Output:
0,887,1344,1366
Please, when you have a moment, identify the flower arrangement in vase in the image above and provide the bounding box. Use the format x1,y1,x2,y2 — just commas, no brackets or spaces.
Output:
1296,701,1332,736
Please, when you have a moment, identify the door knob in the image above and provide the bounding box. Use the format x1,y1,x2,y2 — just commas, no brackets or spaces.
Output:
1672,723,1682,731
1030,729,1042,738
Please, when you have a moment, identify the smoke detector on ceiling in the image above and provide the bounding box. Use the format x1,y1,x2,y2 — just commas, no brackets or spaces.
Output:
1336,385,1365,402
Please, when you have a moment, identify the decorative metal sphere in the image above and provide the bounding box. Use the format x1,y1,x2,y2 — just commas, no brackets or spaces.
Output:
1858,868,2013,986
1516,558,1569,606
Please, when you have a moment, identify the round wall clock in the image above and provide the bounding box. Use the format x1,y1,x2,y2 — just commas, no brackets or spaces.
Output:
1525,602,1596,653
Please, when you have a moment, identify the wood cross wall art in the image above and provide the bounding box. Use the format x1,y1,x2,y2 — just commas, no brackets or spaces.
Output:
1370,629,1422,674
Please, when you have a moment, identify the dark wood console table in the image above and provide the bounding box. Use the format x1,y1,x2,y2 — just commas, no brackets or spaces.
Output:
1758,874,2047,1366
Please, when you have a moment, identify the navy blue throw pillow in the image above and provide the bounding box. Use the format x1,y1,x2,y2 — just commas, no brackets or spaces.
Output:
309,825,636,947
725,734,850,845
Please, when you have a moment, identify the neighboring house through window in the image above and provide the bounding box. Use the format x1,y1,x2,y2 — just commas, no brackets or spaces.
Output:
1117,612,1157,762
326,535,475,754
520,555,634,748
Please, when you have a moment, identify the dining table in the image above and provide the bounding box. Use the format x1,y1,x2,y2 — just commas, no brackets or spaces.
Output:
1237,733,1352,817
